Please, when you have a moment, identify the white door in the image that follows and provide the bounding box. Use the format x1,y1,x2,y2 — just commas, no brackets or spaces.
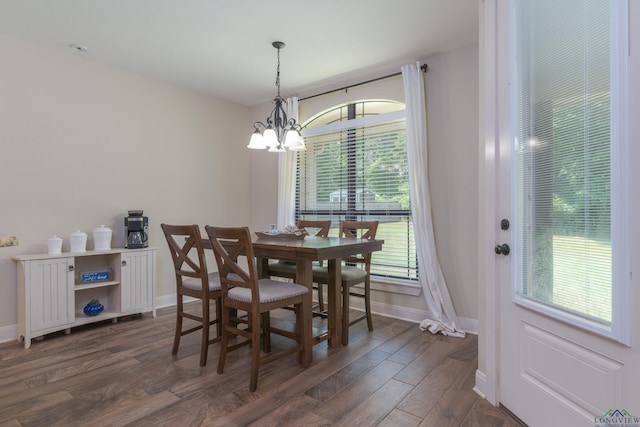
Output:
26,257,74,332
121,250,155,313
485,1,640,426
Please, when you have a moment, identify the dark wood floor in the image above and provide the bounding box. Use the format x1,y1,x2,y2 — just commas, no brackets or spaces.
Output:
0,303,524,426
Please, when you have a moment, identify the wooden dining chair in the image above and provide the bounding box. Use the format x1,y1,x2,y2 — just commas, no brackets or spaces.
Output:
161,223,222,367
311,220,379,344
267,220,332,310
205,225,310,392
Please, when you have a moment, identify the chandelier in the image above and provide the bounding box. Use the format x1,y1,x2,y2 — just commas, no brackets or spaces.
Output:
247,41,305,152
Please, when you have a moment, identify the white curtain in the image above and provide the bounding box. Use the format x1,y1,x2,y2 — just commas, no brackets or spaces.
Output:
276,96,298,229
401,62,465,337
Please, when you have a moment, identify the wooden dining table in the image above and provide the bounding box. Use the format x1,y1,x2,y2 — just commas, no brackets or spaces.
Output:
203,234,383,367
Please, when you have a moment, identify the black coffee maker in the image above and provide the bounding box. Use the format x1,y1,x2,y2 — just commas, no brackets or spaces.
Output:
124,210,149,248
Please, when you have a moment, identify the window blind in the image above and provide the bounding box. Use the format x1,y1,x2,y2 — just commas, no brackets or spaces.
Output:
296,116,418,280
512,0,612,325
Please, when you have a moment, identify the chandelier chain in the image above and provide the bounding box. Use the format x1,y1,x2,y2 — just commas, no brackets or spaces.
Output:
275,45,281,97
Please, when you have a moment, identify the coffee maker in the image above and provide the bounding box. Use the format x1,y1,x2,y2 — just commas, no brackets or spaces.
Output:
124,210,148,249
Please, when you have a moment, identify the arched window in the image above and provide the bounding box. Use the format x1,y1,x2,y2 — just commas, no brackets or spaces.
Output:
296,100,417,281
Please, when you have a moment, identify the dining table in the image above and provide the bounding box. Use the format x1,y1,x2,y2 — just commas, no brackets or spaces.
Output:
203,233,383,367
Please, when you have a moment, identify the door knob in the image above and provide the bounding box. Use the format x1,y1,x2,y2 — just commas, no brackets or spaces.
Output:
495,243,510,256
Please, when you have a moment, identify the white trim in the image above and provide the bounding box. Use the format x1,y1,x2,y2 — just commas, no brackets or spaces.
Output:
301,109,406,137
369,278,422,296
346,295,478,335
0,323,18,344
155,293,196,309
473,370,489,399
478,0,501,406
610,0,631,346
0,295,478,345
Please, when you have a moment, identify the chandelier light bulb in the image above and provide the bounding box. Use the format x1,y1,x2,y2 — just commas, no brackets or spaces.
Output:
262,128,278,148
283,129,301,148
247,130,267,149
288,134,306,151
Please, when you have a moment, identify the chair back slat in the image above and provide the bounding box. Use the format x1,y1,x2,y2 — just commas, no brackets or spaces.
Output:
340,221,379,268
297,220,332,237
161,224,209,289
205,226,258,296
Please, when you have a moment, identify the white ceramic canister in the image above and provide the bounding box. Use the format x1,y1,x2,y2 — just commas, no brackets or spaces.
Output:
69,230,87,252
47,235,63,255
92,225,112,251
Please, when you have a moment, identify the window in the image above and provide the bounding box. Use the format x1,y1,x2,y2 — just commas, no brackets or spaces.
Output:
296,100,418,281
511,0,628,342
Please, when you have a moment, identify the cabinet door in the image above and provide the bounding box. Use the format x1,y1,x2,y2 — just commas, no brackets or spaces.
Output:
121,250,155,312
26,258,74,332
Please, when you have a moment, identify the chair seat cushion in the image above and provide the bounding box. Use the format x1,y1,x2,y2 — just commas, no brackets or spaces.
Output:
312,265,367,285
228,279,308,304
182,273,221,291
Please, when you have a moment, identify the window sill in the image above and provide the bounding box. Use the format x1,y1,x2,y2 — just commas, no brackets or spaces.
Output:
368,276,422,296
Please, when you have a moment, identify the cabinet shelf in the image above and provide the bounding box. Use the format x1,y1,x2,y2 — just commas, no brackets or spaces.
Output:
73,310,120,326
75,281,119,291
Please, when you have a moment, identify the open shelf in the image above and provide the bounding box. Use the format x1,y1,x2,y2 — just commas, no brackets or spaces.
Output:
74,281,119,291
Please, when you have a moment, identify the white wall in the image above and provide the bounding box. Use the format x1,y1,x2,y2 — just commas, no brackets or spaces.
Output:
248,44,480,329
0,34,251,331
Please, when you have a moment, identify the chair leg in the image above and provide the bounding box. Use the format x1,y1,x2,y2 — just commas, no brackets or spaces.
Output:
316,283,325,311
217,306,230,375
249,311,262,392
215,297,222,339
364,278,373,331
262,312,271,353
294,302,303,364
172,294,184,355
200,297,210,367
342,282,350,345
299,296,312,368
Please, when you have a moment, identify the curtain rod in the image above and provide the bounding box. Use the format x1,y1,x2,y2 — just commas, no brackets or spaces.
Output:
299,63,428,102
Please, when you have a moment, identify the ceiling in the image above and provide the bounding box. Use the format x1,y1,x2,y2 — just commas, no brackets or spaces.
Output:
0,1,478,107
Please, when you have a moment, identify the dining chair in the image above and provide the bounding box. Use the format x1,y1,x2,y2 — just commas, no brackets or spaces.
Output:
267,220,332,311
161,223,222,367
311,220,379,344
205,225,310,392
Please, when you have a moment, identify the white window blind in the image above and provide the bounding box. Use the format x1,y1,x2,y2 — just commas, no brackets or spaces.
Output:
296,106,417,280
512,0,628,338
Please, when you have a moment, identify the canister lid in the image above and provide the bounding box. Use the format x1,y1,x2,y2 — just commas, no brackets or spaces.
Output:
93,225,112,234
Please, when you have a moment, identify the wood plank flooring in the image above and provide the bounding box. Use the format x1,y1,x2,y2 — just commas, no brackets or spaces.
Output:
0,303,524,426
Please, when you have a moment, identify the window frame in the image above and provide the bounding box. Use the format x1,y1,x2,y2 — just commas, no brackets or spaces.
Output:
296,103,418,282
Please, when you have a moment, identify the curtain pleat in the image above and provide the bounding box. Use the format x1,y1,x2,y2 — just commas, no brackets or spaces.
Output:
402,62,465,337
277,97,298,229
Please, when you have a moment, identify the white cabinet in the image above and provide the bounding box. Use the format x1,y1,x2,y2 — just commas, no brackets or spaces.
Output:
13,248,156,348
121,251,155,312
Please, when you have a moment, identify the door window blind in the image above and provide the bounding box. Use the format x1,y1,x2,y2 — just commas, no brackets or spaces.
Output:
512,0,622,332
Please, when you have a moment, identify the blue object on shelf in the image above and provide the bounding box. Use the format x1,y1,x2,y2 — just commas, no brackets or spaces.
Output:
81,270,110,283
83,301,104,316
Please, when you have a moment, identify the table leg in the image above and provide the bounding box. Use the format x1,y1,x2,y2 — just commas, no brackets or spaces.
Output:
296,259,313,367
256,256,270,279
327,259,342,348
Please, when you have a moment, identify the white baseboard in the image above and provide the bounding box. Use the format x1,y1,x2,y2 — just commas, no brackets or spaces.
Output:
0,294,479,343
347,296,478,335
474,369,488,399
0,324,18,344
